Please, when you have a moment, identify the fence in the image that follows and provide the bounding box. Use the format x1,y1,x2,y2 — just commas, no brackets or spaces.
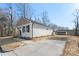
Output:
54,30,79,36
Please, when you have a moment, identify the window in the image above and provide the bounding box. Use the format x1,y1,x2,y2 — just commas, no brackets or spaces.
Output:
22,26,25,32
47,28,48,30
26,25,30,32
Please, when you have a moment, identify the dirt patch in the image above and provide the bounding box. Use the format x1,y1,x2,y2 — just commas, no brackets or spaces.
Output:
2,42,22,51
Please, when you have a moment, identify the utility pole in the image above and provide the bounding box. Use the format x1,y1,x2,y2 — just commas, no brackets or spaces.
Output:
23,4,26,18
9,3,13,35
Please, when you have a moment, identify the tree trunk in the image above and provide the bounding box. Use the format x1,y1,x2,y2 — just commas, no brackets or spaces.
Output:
1,30,3,37
75,27,78,35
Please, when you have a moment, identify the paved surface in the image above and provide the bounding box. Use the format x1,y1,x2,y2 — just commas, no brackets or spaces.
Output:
0,40,66,56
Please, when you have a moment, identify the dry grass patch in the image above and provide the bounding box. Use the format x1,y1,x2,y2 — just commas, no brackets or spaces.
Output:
48,35,79,56
63,36,79,56
0,38,24,51
2,42,22,50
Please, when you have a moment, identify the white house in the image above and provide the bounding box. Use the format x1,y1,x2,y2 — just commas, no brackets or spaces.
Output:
16,17,53,39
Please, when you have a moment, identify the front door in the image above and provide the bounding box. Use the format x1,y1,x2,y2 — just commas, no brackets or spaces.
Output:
18,29,22,37
19,30,21,36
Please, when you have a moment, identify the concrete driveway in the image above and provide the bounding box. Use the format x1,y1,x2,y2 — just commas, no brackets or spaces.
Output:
0,40,66,56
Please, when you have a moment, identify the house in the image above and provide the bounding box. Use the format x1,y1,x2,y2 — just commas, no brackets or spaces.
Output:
16,17,53,39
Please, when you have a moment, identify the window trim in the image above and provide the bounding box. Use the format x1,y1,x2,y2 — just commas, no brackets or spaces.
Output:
22,26,26,33
26,25,30,33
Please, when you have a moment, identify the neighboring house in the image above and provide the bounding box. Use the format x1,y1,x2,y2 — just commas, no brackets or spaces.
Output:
16,17,53,39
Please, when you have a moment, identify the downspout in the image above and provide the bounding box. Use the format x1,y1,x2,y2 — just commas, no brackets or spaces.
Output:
32,23,33,40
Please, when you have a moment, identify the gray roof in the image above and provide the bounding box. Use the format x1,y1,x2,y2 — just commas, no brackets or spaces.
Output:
25,18,52,29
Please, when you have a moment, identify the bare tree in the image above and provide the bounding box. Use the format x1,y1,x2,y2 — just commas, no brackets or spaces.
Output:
6,3,14,35
48,23,58,31
73,9,79,35
9,4,13,29
25,4,33,19
34,17,42,23
41,11,50,26
16,3,33,19
0,13,8,36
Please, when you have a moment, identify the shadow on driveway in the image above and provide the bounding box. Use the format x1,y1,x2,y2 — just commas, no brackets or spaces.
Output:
0,37,31,46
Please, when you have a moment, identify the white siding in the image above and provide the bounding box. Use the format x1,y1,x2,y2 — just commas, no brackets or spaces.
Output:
17,23,32,38
16,22,53,38
33,28,53,37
